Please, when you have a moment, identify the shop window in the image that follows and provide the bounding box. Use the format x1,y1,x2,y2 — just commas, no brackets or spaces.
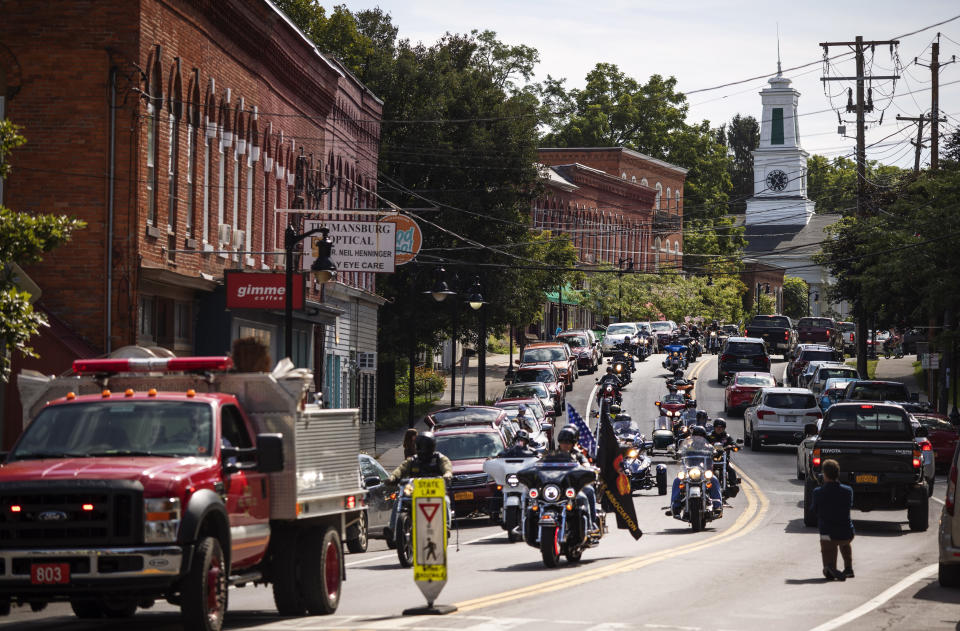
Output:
174,301,192,345
238,325,271,346
360,373,375,423
138,295,156,342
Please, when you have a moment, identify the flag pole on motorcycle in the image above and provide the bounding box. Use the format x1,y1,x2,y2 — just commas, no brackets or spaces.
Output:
596,397,643,540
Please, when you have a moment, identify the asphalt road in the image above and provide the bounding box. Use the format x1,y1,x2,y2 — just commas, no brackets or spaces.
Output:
4,353,957,630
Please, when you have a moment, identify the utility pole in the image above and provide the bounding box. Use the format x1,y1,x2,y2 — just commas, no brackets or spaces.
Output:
821,35,899,378
915,38,956,171
895,115,926,173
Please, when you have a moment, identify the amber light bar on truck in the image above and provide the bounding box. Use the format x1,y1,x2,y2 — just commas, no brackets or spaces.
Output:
73,356,233,375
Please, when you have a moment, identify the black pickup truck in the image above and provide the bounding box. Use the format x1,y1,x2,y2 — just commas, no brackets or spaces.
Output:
801,402,929,531
742,315,798,360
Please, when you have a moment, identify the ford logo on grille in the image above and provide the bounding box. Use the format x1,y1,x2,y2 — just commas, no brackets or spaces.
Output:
37,511,68,521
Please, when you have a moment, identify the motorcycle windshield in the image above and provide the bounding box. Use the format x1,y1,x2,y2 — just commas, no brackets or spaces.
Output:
653,416,672,431
682,454,713,470
613,420,640,434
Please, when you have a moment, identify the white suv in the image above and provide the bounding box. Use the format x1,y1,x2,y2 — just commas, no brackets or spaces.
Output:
601,322,638,355
938,437,960,586
743,387,822,450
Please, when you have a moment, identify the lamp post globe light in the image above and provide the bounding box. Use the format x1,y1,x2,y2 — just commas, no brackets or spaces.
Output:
284,224,336,362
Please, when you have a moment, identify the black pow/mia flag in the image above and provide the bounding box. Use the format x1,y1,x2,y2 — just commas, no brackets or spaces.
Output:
595,398,643,540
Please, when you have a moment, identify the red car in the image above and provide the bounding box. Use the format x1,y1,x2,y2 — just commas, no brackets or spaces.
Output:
725,371,778,416
433,422,510,517
913,413,960,473
556,331,600,373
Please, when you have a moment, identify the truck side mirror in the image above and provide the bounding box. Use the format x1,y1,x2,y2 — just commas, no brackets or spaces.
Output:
803,423,818,437
363,476,382,488
256,433,284,473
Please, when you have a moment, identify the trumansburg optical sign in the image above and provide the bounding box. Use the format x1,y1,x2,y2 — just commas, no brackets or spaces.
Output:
225,271,304,310
304,219,396,273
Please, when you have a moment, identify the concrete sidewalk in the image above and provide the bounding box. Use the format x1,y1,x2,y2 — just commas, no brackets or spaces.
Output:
373,353,516,471
874,356,927,402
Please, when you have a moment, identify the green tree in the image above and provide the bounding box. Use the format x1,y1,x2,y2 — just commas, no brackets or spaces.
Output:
782,276,809,319
0,121,85,380
724,114,759,214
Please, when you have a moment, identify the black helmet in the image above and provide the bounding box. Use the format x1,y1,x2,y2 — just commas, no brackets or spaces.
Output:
557,425,578,445
712,319,719,326
514,429,530,446
696,410,709,422
713,418,727,430
674,369,684,380
685,399,696,409
415,432,437,460
617,412,632,423
691,425,708,438
610,403,622,415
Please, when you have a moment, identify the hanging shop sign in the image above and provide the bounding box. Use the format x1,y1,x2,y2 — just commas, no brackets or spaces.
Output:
225,271,304,310
379,214,422,265
304,219,396,273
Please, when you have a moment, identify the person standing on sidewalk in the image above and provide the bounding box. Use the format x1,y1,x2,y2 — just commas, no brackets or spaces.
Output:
811,459,855,581
402,428,418,459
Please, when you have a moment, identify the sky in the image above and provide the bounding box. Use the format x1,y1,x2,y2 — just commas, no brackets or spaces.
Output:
337,0,960,169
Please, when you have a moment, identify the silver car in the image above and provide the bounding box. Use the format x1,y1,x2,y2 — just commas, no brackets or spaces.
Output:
601,322,639,355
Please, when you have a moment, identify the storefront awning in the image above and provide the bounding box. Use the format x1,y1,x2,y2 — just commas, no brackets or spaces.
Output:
545,285,579,306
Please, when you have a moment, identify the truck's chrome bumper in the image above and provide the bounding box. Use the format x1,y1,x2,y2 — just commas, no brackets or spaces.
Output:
0,546,183,580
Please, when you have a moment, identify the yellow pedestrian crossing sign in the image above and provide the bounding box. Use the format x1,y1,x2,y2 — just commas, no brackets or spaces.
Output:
410,477,450,609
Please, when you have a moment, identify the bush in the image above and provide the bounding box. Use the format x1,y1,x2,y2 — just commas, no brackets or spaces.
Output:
396,365,446,399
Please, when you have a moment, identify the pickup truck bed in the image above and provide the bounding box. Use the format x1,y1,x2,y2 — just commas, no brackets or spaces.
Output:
743,316,797,359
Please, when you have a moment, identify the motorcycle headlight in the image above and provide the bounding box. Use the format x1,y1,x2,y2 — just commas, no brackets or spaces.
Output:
627,448,639,459
403,482,414,496
677,470,686,480
704,470,714,479
506,474,519,487
144,497,181,543
688,467,702,481
542,484,561,501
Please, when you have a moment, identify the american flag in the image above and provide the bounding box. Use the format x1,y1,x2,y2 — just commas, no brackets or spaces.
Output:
567,403,597,459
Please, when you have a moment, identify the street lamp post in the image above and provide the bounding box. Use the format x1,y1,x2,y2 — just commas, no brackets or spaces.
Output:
284,224,336,361
466,278,488,404
426,269,484,408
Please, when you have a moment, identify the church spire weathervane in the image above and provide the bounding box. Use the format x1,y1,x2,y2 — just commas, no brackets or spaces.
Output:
776,23,782,76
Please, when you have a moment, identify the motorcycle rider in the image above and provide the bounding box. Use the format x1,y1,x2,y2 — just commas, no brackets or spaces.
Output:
387,431,454,485
554,425,598,531
681,399,699,427
667,369,694,396
499,429,539,458
707,419,740,491
668,425,723,516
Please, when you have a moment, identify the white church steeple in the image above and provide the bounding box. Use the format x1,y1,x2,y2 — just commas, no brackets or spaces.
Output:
745,51,816,226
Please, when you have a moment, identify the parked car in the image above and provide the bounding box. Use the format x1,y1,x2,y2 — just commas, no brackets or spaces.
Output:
556,330,601,373
742,314,797,360
796,317,841,350
724,371,778,416
843,379,919,406
434,423,511,517
601,322,640,355
837,321,856,355
937,426,960,586
425,405,511,430
786,344,843,387
912,413,959,473
355,454,399,552
808,363,861,396
817,377,858,412
743,387,822,449
519,342,578,390
649,320,678,350
513,363,566,412
717,337,771,385
499,381,556,417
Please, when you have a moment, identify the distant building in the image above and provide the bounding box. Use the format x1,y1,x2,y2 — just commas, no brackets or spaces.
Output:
0,0,383,448
742,63,845,317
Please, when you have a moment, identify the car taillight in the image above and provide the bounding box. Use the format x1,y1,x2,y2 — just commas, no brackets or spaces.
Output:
946,464,957,516
784,331,789,340
756,410,770,419
743,329,749,337
720,354,731,363
920,441,932,452
812,448,821,468
912,448,922,469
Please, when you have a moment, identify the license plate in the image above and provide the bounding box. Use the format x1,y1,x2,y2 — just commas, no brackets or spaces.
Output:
31,563,69,585
738,358,750,364
779,415,797,423
453,491,474,501
855,474,878,484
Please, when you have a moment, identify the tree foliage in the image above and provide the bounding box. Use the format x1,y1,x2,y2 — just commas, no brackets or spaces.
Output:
806,154,908,215
538,63,743,272
0,120,85,380
718,114,759,214
782,275,809,320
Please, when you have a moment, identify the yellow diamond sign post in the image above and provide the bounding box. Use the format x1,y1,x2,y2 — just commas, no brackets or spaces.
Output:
402,477,457,615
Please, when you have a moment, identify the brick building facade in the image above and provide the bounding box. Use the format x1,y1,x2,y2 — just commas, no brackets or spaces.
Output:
0,0,383,448
534,147,687,331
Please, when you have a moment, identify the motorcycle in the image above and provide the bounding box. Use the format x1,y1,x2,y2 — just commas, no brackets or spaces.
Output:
666,376,696,400
390,478,453,567
707,330,721,354
595,378,623,406
662,345,688,373
610,356,632,384
671,437,722,532
711,441,743,500
650,414,677,455
484,454,541,542
613,416,667,495
517,456,604,567
635,336,651,361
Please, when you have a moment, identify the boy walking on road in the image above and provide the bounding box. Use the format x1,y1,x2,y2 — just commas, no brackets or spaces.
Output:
812,459,855,581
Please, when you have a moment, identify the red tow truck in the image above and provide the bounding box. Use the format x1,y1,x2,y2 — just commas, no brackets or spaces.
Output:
0,355,365,630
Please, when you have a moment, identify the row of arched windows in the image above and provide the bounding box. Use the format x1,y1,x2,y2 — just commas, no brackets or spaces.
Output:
141,44,377,292
621,172,682,212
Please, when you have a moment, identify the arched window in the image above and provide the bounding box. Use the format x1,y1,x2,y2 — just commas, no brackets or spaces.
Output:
146,45,163,226
621,172,627,179
655,182,662,210
631,175,637,183
167,58,182,240
641,177,648,187
654,237,661,271
674,189,680,213
665,187,671,210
